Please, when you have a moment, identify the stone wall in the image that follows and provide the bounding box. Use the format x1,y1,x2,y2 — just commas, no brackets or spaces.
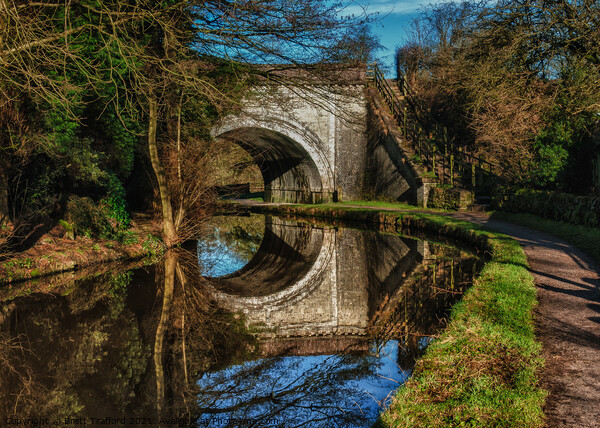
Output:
365,88,435,207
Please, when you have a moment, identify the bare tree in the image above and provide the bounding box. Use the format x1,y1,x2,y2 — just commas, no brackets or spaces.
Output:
0,0,371,238
117,0,370,244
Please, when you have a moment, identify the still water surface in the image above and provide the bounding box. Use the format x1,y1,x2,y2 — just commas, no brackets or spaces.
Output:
0,214,481,427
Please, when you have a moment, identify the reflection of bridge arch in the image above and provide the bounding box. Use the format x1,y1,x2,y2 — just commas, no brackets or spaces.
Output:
213,115,336,203
206,217,336,311
204,216,433,339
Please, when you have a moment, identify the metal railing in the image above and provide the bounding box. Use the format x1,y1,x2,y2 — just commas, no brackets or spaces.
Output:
367,63,497,193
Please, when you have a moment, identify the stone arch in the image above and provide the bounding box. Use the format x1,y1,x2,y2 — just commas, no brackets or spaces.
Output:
212,115,336,203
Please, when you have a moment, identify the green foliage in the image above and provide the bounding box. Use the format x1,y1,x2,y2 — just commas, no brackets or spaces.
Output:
64,194,131,240
107,271,133,298
65,196,113,239
529,138,568,188
65,138,108,185
44,109,82,153
100,112,138,178
2,2,145,224
106,271,133,319
531,71,599,191
102,173,131,230
18,158,64,216
141,234,166,259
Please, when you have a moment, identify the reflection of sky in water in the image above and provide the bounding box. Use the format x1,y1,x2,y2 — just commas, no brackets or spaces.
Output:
198,228,257,277
196,341,410,427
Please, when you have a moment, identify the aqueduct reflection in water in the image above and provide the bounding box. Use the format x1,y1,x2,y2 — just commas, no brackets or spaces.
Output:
200,215,481,355
0,214,481,426
203,216,428,339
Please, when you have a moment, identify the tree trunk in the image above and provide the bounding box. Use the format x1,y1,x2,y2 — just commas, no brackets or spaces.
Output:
147,97,178,245
154,251,176,414
175,261,188,387
174,98,186,231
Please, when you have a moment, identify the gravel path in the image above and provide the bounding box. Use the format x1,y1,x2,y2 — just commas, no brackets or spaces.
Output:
450,212,600,428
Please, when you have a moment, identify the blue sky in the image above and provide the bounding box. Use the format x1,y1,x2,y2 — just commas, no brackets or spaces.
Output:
348,1,447,76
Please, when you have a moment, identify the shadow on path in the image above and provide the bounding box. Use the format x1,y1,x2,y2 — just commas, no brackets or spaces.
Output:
234,200,600,426
448,211,600,428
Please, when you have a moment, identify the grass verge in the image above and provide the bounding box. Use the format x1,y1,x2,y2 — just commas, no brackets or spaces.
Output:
491,211,600,266
250,203,546,427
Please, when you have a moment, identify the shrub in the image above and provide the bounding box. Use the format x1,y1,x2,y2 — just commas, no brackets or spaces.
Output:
65,195,127,240
102,173,131,230
428,186,474,211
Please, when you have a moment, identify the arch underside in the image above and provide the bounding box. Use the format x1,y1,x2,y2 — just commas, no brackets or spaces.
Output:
214,119,335,204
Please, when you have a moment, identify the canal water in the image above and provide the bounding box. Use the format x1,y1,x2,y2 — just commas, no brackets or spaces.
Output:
0,214,482,427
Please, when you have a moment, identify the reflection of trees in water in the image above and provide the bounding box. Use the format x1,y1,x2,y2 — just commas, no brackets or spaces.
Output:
198,214,265,273
158,250,260,419
0,249,258,421
0,271,151,419
193,352,381,427
370,242,482,368
0,234,481,425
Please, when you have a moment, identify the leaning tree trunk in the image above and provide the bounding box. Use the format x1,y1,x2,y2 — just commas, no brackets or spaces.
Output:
147,97,178,245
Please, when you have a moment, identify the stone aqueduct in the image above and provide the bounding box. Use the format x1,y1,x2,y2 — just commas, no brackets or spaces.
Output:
212,70,429,205
207,71,435,344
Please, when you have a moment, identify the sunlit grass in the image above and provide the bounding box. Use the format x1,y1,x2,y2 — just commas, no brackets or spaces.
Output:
329,200,418,210
247,203,546,427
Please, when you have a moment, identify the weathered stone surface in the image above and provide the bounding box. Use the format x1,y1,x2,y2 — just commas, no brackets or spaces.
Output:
365,88,434,206
213,80,437,206
213,84,368,203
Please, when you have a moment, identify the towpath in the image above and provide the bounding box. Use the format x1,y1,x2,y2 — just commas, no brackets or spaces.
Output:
448,212,600,427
